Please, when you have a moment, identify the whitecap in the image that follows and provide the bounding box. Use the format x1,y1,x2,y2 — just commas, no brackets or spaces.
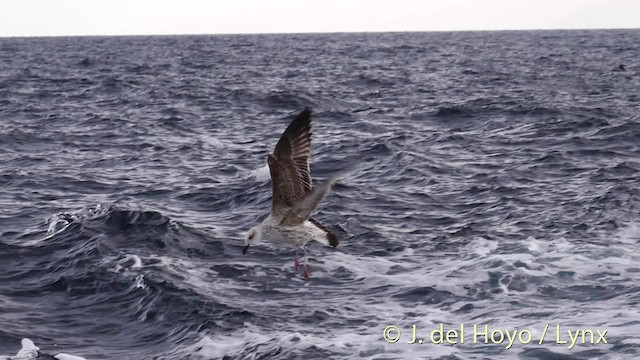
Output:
3,339,87,360
245,164,270,183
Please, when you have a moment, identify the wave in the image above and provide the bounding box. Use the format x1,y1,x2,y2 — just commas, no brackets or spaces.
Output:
432,99,564,119
0,338,86,360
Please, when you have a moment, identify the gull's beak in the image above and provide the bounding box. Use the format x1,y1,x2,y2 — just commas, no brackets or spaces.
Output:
242,245,250,255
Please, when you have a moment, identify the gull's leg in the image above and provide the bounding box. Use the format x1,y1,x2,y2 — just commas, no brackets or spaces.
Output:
294,249,300,271
302,247,310,280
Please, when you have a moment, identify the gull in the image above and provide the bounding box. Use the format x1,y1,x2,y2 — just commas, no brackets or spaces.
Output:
243,108,341,280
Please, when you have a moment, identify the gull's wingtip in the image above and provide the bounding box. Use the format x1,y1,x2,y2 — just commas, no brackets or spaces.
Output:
293,107,312,121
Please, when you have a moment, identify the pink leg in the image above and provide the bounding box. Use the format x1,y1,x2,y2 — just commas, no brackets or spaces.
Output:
302,247,310,280
294,250,300,271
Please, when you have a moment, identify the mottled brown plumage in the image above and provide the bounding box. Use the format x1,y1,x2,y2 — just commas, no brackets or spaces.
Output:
268,108,312,217
245,108,343,279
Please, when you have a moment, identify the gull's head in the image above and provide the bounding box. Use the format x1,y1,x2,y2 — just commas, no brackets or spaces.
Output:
243,226,262,254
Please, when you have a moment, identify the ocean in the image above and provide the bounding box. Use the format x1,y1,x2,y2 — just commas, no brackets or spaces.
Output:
0,29,639,359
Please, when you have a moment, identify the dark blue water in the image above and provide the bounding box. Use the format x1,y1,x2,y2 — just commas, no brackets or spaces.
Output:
1,30,639,360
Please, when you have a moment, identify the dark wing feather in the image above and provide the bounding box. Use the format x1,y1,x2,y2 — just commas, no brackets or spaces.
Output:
268,108,312,216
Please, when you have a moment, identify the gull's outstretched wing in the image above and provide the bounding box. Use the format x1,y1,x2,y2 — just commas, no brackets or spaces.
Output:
279,171,342,226
268,108,312,216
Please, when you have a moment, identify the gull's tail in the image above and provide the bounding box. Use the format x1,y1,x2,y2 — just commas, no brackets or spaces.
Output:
308,217,340,248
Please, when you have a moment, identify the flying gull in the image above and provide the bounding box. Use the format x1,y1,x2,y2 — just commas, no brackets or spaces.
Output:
243,108,341,280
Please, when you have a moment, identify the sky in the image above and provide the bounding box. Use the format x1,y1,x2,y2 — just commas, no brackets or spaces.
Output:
0,0,639,37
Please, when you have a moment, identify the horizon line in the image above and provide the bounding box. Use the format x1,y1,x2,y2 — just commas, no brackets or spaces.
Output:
1,26,639,39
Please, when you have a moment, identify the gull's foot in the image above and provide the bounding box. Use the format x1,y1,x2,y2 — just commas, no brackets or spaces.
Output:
294,255,300,271
303,266,310,280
